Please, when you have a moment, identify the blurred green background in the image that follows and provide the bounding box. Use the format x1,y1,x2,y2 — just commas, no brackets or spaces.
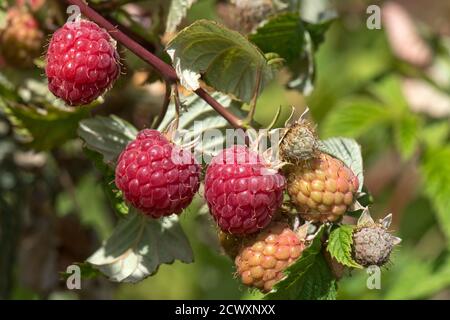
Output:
1,0,450,300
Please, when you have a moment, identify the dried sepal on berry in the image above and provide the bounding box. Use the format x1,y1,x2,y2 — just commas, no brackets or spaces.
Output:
352,209,402,267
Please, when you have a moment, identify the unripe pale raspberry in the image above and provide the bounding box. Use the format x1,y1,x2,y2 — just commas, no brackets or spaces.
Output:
45,20,120,106
287,153,359,222
0,7,44,68
352,225,398,267
115,129,201,218
235,222,305,292
279,120,320,164
205,145,286,235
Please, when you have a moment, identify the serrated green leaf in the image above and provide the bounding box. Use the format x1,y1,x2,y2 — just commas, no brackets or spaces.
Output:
394,113,420,160
319,137,364,191
421,146,450,245
321,97,392,138
158,91,244,159
166,20,280,103
166,0,197,33
83,147,129,216
369,76,408,109
265,227,337,300
250,13,305,66
1,102,92,151
88,210,193,283
421,121,449,148
77,115,137,164
327,225,362,269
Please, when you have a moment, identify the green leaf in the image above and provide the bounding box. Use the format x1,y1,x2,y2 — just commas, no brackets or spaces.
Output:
327,225,362,269
265,227,337,300
166,20,280,103
77,115,138,164
321,97,392,138
286,30,315,95
320,137,364,191
87,210,194,283
166,0,198,33
394,113,420,160
384,251,450,299
421,146,450,245
369,76,408,109
1,102,92,151
249,13,305,66
60,262,101,281
83,147,129,216
157,91,244,159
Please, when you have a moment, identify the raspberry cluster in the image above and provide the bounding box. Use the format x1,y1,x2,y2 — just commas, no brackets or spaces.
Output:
46,20,120,106
115,129,201,218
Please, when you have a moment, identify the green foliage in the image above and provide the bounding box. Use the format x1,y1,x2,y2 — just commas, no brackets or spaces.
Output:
77,115,137,164
249,13,305,66
158,91,244,158
327,225,362,268
421,146,450,245
2,103,92,151
166,20,282,103
166,0,198,33
320,137,364,191
394,113,421,159
265,227,337,300
83,147,129,216
88,210,194,283
321,98,391,138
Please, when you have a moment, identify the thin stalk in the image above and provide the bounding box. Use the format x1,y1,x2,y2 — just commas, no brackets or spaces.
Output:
63,0,245,129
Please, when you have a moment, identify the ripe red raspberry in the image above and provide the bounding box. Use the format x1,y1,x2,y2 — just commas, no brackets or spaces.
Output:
287,153,359,222
115,129,201,218
0,7,44,68
45,20,120,106
205,145,286,235
235,222,305,292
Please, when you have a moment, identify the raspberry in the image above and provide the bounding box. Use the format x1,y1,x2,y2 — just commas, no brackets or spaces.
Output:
287,153,359,222
352,214,401,267
45,20,120,106
205,145,286,235
0,7,44,68
115,129,201,218
279,120,319,164
234,222,305,292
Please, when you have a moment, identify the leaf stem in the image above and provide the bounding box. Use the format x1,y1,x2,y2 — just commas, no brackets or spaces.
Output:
152,81,172,129
63,0,245,129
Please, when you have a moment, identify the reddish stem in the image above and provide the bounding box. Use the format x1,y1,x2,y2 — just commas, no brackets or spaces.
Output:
63,0,243,129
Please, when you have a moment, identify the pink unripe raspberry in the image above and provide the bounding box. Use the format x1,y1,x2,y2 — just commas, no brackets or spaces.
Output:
45,20,120,106
115,129,201,218
205,145,286,235
235,222,305,292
